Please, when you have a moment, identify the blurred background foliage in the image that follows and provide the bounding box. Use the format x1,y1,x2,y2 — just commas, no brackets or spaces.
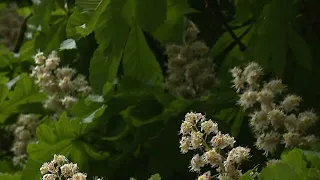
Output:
0,0,320,179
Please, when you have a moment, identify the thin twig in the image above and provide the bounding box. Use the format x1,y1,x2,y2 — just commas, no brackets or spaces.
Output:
204,0,247,52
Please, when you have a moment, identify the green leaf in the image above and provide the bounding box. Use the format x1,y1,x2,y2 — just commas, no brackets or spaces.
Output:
123,22,163,85
94,0,130,55
239,168,258,180
287,27,313,70
0,84,9,105
82,105,107,123
70,100,98,117
153,0,195,44
303,150,320,169
235,0,252,22
0,173,21,180
35,18,67,54
18,39,35,62
0,160,20,174
251,0,297,77
259,149,312,180
66,8,88,38
22,113,109,180
148,173,161,180
29,0,54,32
281,148,308,174
133,0,166,33
230,107,245,137
0,74,46,123
7,76,21,90
259,162,299,180
102,124,130,141
75,0,111,37
270,26,287,77
59,39,77,50
308,168,320,179
103,81,114,101
89,46,121,93
239,173,254,180
210,25,250,57
0,50,13,69
75,0,102,12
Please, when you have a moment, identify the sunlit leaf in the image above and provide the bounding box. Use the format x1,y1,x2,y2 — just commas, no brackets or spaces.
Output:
59,39,77,50
28,0,54,32
75,0,102,12
0,173,21,180
0,74,45,123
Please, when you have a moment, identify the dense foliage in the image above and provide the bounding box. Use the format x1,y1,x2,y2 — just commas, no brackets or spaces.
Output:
1,0,320,179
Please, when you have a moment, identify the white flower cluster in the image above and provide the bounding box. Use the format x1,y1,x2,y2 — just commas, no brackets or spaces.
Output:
230,62,318,156
30,51,92,114
165,20,218,99
40,154,87,180
179,112,250,180
9,114,37,167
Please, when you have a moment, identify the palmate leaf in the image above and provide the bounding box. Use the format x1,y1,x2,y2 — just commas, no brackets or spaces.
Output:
0,74,46,123
258,149,320,180
259,162,299,180
123,22,163,85
22,112,108,180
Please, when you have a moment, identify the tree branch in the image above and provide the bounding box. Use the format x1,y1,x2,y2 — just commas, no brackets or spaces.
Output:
13,13,32,53
204,0,247,52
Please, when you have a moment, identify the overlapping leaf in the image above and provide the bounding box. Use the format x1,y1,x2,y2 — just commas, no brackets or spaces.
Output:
153,0,195,44
35,18,67,54
89,46,122,93
259,149,320,180
22,112,108,180
28,0,54,32
250,0,298,77
0,74,45,123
